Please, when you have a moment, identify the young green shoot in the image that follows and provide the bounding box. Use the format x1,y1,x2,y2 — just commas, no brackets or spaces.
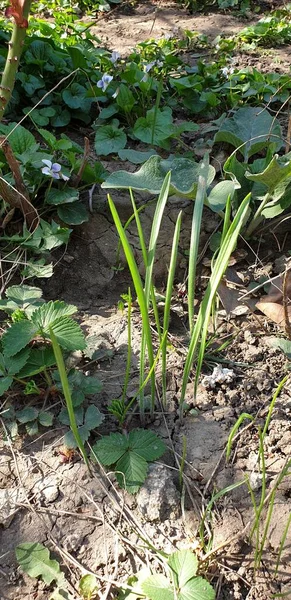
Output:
180,192,251,410
49,328,90,471
188,153,209,334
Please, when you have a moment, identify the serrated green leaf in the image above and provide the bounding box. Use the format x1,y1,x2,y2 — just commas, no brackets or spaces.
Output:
81,375,103,395
31,300,77,330
64,424,90,448
5,285,43,306
2,321,38,357
16,542,65,586
49,317,86,351
26,420,39,436
79,574,98,598
58,406,84,426
38,411,54,427
128,429,166,461
18,347,56,378
17,407,39,423
22,260,54,279
115,452,148,493
141,574,175,600
168,551,198,588
178,576,215,600
92,432,128,465
0,376,13,395
57,202,89,225
84,405,104,429
4,347,31,375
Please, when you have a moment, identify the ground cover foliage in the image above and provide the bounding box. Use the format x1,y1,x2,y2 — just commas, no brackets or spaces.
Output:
1,0,291,598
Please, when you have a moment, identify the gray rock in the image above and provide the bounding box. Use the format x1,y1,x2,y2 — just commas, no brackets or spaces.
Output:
136,464,180,522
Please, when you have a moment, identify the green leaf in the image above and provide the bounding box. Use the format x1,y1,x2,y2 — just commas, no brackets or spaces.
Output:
18,347,56,378
128,429,166,461
141,574,175,600
58,406,84,427
84,405,104,429
168,551,198,588
26,420,39,436
98,104,118,120
2,321,38,357
0,376,13,395
92,432,128,465
271,337,291,359
4,347,31,375
206,180,235,213
22,260,54,279
38,411,54,427
245,154,291,193
95,125,127,156
62,83,88,109
115,452,148,493
79,574,98,599
116,84,135,113
68,46,89,69
214,107,282,161
31,300,77,330
50,109,71,128
46,188,79,206
64,424,90,448
16,542,65,586
118,149,157,164
38,129,57,148
102,155,215,198
49,317,86,351
6,285,43,307
17,407,39,423
0,123,36,154
133,107,175,145
57,202,89,225
178,577,215,600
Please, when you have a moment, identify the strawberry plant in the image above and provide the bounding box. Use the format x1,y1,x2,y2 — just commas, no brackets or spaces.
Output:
92,429,166,493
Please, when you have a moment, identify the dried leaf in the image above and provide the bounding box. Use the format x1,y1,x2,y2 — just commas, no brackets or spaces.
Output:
255,301,291,327
263,271,291,304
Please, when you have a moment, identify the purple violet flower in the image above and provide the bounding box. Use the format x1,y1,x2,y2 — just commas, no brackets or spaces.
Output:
41,159,69,181
97,74,113,92
110,51,120,64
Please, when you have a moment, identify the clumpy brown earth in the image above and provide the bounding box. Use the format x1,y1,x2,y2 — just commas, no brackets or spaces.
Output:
1,2,291,599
